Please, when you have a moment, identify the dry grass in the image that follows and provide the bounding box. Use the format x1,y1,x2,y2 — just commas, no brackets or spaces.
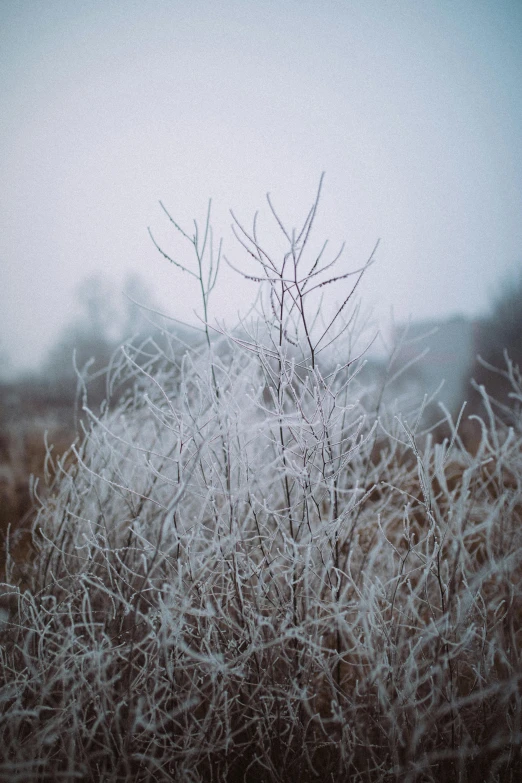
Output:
1,185,521,782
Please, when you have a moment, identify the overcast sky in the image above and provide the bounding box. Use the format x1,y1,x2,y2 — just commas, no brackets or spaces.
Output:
1,0,521,373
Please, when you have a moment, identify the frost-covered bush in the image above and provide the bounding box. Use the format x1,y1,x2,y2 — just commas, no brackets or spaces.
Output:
1,182,521,782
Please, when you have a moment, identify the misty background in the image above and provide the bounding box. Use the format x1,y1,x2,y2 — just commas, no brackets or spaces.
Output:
1,0,521,377
2,5,522,770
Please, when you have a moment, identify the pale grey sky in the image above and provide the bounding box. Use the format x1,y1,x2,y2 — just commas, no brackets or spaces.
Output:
1,0,521,372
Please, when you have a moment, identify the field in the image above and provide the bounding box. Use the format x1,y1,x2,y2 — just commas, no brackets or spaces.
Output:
1,190,521,782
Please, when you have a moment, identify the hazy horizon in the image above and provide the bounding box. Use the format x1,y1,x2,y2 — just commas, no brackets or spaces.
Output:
2,0,521,374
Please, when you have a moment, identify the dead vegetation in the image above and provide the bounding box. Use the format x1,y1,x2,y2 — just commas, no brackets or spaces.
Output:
1,183,521,782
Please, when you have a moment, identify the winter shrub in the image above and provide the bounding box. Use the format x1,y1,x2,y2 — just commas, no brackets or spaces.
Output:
1,181,521,782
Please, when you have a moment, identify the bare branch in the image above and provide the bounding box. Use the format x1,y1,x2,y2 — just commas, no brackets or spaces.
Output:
147,227,199,279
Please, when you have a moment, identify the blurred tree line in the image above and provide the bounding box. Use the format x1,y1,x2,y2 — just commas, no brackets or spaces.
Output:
0,273,166,569
462,269,522,447
1,266,520,576
41,273,159,404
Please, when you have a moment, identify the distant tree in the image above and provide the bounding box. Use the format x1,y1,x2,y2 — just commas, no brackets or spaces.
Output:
121,273,157,338
0,348,10,379
41,272,166,409
42,275,117,404
464,268,522,429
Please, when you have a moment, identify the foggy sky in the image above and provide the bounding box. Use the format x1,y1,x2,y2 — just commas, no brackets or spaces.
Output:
2,0,521,373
